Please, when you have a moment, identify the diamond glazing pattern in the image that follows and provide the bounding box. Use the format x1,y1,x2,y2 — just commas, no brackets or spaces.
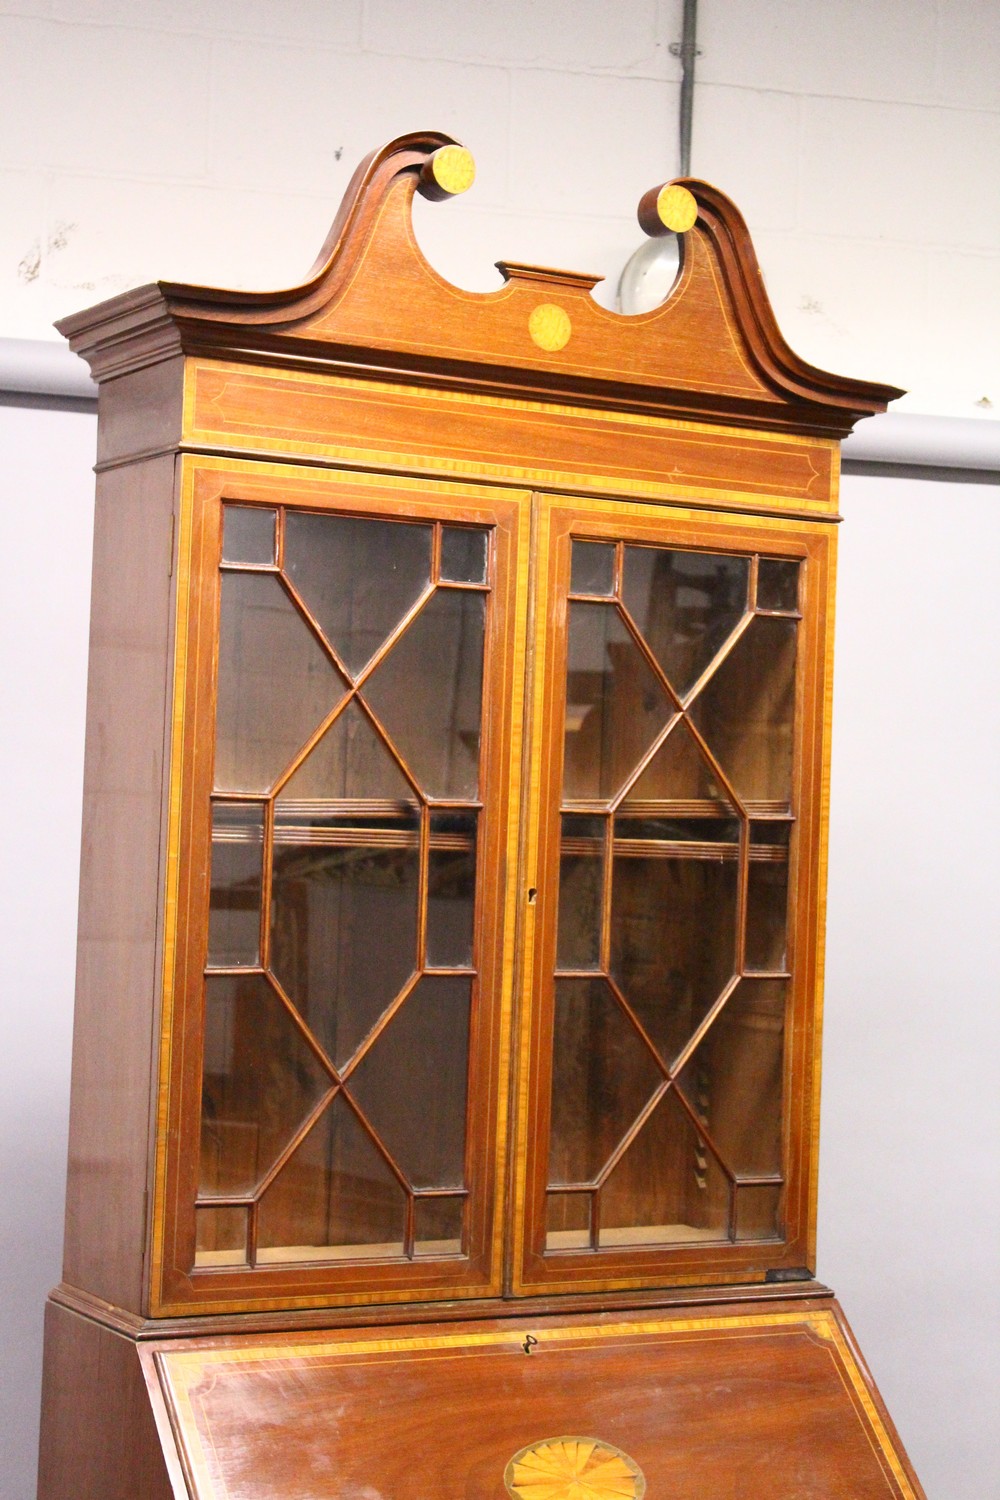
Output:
547,542,800,1249
196,506,490,1266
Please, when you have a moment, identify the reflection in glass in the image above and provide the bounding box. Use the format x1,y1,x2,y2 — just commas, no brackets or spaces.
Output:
571,540,616,597
676,979,786,1178
621,716,734,811
734,1183,783,1241
349,976,471,1190
756,557,800,614
222,505,276,567
270,813,420,1068
557,814,605,971
440,526,488,585
610,848,738,1065
276,699,417,807
284,511,432,679
215,572,343,793
194,1205,248,1267
363,590,485,799
687,615,798,806
746,857,790,972
413,1195,465,1256
545,1190,592,1251
256,1094,407,1260
562,603,674,802
207,801,264,967
749,818,793,846
427,811,477,968
615,815,740,847
548,979,661,1187
199,974,331,1198
598,1087,729,1246
622,546,749,698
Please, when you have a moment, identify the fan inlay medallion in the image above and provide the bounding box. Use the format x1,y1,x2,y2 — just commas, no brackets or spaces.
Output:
504,1437,646,1499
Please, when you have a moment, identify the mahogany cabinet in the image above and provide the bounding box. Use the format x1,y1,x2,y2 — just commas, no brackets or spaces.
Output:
39,132,924,1498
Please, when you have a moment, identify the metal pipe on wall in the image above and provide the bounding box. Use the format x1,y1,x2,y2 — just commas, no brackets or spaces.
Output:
674,0,699,177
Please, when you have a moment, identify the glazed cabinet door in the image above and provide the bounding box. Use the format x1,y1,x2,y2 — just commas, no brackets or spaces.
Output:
512,495,834,1296
153,459,530,1314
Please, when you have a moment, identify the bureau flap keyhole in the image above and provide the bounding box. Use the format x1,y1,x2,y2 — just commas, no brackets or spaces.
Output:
527,887,537,905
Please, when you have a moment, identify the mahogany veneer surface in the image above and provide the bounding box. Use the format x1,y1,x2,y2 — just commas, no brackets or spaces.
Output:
146,1300,922,1499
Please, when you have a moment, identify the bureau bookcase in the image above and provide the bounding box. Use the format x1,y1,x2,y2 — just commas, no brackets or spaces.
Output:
38,132,924,1499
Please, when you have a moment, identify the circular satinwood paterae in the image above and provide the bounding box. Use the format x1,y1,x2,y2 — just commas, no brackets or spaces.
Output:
655,183,698,232
528,303,572,352
418,144,476,200
637,179,698,238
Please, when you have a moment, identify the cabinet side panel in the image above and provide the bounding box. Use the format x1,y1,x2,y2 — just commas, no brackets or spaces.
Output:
61,454,177,1312
37,1300,175,1500
95,357,186,467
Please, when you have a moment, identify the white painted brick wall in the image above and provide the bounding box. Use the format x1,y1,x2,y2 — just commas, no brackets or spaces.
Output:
1,0,997,414
696,0,939,103
210,46,510,204
688,84,800,232
2,16,211,176
508,70,679,215
363,0,667,74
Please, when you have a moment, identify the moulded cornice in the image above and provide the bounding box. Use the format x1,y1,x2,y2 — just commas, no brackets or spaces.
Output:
57,131,903,437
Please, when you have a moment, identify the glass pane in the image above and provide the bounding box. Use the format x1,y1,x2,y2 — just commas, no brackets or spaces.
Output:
676,978,787,1178
545,1191,592,1251
734,1183,783,1241
256,1094,407,1261
620,716,735,813
687,615,798,807
222,505,276,566
750,818,793,846
756,557,800,613
283,511,432,679
615,815,740,849
270,812,420,1069
207,802,264,967
563,602,675,802
427,811,477,968
598,1088,730,1246
194,1205,248,1267
610,847,738,1065
215,571,344,793
275,698,418,808
622,546,749,698
362,589,485,799
746,853,790,972
413,1195,464,1256
199,974,331,1198
349,976,471,1190
440,526,488,585
571,540,615,597
548,978,662,1187
556,814,605,971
